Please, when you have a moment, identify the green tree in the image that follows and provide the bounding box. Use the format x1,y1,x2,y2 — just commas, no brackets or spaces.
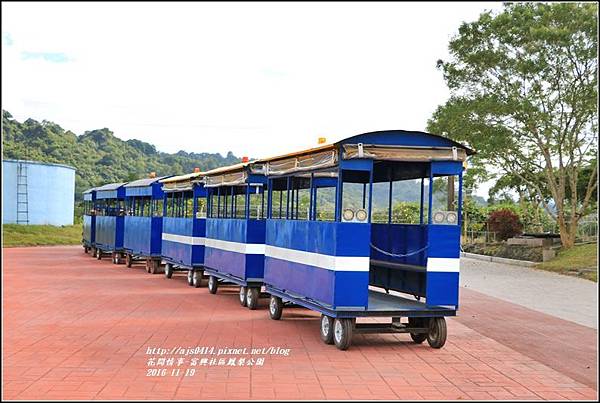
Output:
428,3,598,248
2,111,243,204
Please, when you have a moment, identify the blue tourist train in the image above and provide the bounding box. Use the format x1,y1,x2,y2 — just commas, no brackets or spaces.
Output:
82,187,96,254
92,182,127,263
82,129,473,350
252,130,473,349
159,171,208,287
123,175,170,273
202,161,268,309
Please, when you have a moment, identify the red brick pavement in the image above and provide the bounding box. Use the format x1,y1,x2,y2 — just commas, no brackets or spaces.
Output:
2,246,598,400
457,288,597,390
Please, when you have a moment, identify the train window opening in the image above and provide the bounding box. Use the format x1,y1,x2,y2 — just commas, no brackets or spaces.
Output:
314,185,335,221
270,178,288,219
248,184,266,220
233,187,246,219
196,197,207,219
430,174,460,225
152,198,164,217
340,169,370,223
289,177,310,221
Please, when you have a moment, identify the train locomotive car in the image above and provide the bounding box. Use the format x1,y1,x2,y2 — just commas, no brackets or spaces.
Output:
202,161,268,309
93,182,127,264
259,130,473,350
159,171,208,287
123,175,170,273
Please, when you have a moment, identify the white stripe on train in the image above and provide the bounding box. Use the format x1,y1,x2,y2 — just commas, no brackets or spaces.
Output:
162,233,205,246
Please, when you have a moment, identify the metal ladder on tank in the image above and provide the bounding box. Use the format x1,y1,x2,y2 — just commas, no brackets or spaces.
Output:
16,162,29,224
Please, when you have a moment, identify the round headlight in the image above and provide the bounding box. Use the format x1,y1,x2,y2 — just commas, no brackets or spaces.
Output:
433,211,445,224
342,208,355,221
355,209,368,221
446,212,457,224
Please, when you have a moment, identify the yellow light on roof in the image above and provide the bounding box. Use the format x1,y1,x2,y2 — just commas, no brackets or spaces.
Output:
318,137,326,144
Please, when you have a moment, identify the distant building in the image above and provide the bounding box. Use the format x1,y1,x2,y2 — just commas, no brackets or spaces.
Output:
2,159,76,225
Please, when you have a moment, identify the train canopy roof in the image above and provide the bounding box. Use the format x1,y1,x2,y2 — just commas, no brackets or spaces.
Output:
94,182,126,191
251,130,475,177
123,176,168,188
159,171,205,192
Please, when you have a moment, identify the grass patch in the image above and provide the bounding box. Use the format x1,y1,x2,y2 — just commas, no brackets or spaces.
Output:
2,224,82,248
537,242,598,282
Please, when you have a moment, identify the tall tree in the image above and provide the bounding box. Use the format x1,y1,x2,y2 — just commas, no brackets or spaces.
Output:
428,3,598,248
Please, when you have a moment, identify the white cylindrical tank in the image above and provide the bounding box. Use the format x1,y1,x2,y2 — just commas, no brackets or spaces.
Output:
2,159,76,226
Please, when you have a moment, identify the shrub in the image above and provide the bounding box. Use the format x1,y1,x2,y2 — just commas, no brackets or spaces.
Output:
487,208,523,241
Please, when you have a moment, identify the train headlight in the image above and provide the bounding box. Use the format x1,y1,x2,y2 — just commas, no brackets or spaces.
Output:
433,211,446,224
355,209,368,222
446,211,457,224
342,208,355,221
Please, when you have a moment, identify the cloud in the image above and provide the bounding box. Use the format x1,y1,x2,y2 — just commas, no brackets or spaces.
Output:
1,2,503,198
21,51,70,63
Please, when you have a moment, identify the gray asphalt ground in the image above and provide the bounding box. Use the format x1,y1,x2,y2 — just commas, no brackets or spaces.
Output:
460,257,598,329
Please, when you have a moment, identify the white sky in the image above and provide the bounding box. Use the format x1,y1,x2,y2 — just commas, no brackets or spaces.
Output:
2,1,504,197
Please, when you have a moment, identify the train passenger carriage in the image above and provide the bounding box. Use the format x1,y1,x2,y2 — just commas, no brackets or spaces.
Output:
123,175,170,273
93,182,127,263
259,130,473,350
82,187,97,255
202,161,268,309
159,171,207,287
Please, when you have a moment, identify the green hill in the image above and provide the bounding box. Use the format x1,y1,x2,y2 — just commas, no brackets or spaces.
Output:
2,110,241,198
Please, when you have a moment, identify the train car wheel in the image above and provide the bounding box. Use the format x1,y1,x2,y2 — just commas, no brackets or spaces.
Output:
246,287,259,310
269,296,283,320
126,254,132,268
187,270,194,286
333,318,354,350
427,317,447,349
239,287,247,306
96,249,102,260
320,314,334,344
208,275,218,294
193,270,203,288
408,317,427,344
165,263,173,279
91,247,97,258
84,246,89,254
150,259,159,274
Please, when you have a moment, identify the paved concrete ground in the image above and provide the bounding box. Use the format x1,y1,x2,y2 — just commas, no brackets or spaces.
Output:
2,246,598,400
460,258,598,329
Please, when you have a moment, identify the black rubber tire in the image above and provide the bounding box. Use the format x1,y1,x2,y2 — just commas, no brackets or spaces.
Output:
320,314,334,344
408,317,428,344
145,259,151,273
91,247,97,258
333,318,354,350
115,253,122,265
239,287,247,307
164,263,173,279
193,270,203,288
126,254,132,268
246,287,259,310
269,296,283,320
187,270,194,286
427,317,447,349
96,249,102,260
84,246,89,254
208,275,218,294
150,259,159,275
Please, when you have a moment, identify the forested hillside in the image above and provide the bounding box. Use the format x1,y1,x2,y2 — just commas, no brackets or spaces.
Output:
2,110,241,198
